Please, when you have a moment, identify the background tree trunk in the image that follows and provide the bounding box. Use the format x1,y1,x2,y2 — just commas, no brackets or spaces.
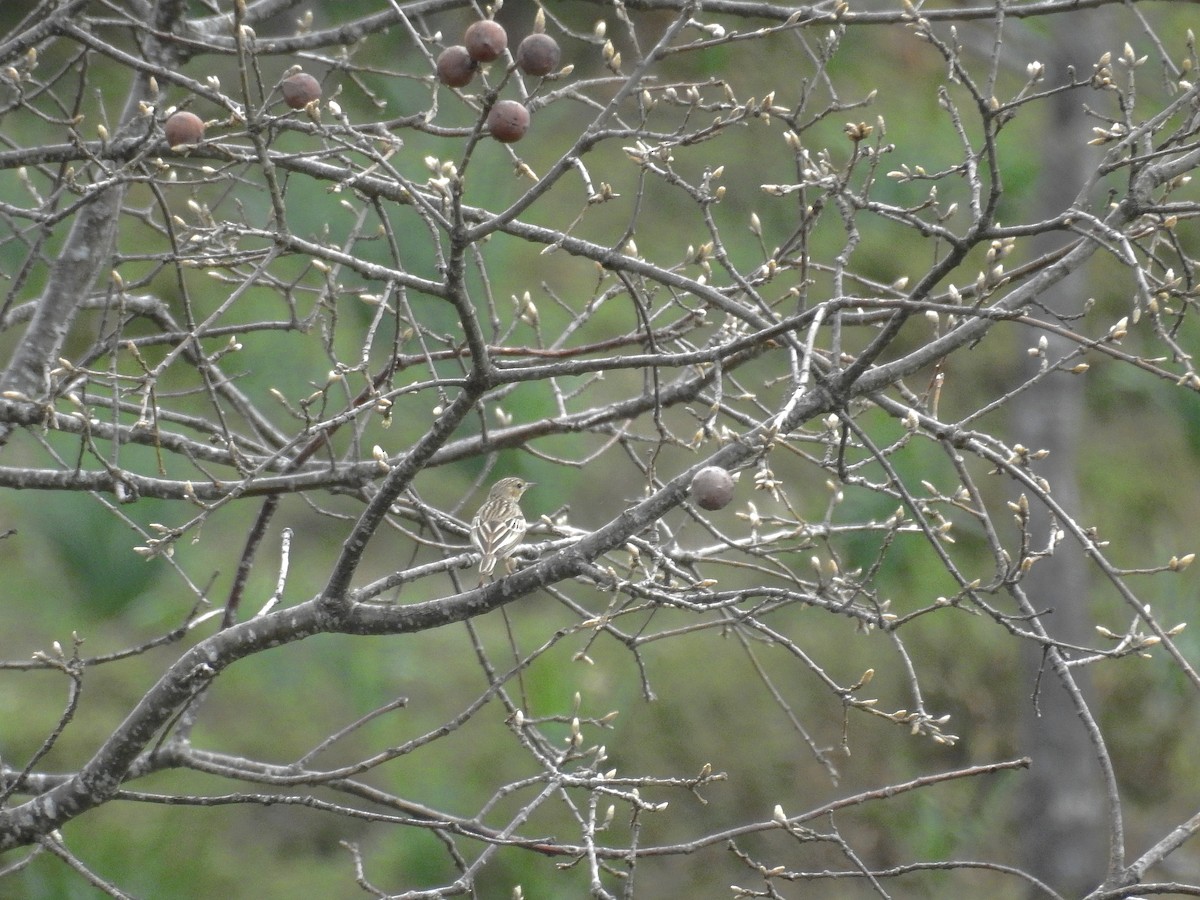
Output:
1013,14,1111,895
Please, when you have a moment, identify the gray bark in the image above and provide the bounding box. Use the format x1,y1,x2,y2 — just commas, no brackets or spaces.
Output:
1012,15,1111,896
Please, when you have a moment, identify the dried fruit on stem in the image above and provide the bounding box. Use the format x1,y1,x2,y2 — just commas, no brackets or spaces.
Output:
517,33,560,76
436,45,476,87
487,99,529,143
465,20,507,63
164,111,204,147
281,72,322,109
691,466,735,510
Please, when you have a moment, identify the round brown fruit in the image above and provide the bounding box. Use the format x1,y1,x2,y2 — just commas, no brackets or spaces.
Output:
464,19,507,63
690,466,735,511
436,45,476,88
487,100,530,143
516,33,560,77
164,111,205,147
281,72,322,109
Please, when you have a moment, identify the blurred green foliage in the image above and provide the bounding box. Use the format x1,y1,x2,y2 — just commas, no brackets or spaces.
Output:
3,1,1200,896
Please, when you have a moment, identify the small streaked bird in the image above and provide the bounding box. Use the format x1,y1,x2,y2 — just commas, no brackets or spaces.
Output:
471,477,534,580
